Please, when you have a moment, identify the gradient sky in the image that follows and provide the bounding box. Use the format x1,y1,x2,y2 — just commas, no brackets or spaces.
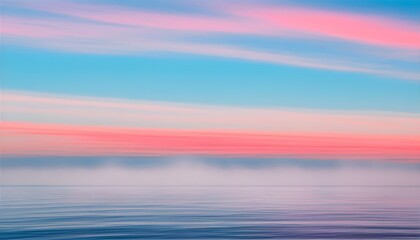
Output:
1,0,419,185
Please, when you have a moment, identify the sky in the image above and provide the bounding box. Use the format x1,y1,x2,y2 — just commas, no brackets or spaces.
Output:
1,0,420,185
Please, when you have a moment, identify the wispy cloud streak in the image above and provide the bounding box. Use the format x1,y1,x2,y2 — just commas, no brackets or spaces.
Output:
1,1,419,80
3,90,420,135
1,91,420,161
2,121,419,161
228,4,420,49
7,1,420,49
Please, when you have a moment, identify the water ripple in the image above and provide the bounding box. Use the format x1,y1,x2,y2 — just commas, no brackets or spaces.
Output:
1,186,419,239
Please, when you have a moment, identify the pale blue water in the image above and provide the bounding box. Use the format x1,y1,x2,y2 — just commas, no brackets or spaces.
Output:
1,186,419,239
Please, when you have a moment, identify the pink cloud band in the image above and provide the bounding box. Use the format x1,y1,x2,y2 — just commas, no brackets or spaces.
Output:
229,5,420,49
3,90,420,135
1,1,420,80
2,121,419,161
3,90,419,161
6,1,420,49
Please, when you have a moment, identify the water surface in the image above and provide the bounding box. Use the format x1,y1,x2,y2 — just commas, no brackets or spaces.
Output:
1,186,419,239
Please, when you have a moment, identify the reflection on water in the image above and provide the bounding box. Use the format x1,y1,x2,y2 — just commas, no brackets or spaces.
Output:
1,186,419,239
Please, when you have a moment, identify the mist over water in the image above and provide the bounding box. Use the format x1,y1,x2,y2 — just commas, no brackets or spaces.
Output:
1,186,419,239
3,157,420,186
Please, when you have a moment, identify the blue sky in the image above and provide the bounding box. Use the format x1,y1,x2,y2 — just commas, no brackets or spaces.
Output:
2,46,419,112
1,0,419,185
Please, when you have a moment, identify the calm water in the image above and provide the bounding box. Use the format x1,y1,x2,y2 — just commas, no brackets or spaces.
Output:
1,186,419,239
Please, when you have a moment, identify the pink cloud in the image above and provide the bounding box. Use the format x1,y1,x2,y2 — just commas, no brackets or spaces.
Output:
2,1,270,36
3,90,420,136
1,19,418,81
228,5,420,49
2,121,419,161
0,16,142,40
2,3,419,81
8,1,420,49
